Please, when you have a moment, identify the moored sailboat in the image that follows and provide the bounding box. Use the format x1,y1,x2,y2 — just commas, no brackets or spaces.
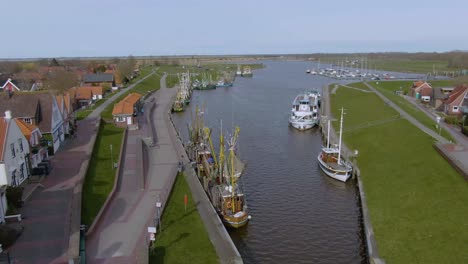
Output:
317,108,353,182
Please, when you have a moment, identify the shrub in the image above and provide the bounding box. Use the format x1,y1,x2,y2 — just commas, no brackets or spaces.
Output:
6,186,24,209
0,225,23,248
444,116,461,125
463,126,468,136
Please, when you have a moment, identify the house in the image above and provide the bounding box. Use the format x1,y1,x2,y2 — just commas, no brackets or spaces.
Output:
56,94,75,135
409,81,433,102
0,78,21,92
15,119,48,170
0,92,64,154
0,111,31,187
83,73,115,87
444,84,468,116
112,93,143,127
71,86,103,108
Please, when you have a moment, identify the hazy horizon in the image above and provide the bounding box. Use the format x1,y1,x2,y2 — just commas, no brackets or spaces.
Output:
3,0,468,58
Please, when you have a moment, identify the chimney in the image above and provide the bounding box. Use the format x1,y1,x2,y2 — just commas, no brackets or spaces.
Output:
5,110,12,119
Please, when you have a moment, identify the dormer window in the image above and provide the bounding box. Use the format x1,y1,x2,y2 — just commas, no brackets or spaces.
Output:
23,118,32,124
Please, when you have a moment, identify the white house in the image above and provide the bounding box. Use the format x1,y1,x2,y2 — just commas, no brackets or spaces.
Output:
0,111,31,187
15,119,48,169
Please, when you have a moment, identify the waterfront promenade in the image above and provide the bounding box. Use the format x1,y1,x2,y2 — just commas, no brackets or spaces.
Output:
86,75,180,263
7,73,155,264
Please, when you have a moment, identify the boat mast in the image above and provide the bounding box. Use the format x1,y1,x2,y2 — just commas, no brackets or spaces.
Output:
327,119,330,148
229,127,240,212
219,120,225,183
338,107,344,164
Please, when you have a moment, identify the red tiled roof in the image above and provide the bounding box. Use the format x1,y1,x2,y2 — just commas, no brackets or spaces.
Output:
112,93,142,116
445,84,468,105
15,118,38,141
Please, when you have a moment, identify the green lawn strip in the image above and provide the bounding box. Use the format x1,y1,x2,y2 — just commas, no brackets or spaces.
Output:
101,74,161,120
370,81,455,141
81,122,124,226
331,88,468,263
150,173,218,264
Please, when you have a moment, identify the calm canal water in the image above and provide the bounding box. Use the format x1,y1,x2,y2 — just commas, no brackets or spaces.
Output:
172,60,369,264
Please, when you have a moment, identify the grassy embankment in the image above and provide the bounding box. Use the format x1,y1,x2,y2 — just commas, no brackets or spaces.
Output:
330,87,468,264
149,174,218,264
81,72,160,226
159,63,264,88
368,80,457,142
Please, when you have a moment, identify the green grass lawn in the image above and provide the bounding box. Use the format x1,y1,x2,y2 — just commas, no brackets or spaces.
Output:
81,121,124,226
369,81,455,141
330,87,468,264
165,74,179,88
149,173,218,264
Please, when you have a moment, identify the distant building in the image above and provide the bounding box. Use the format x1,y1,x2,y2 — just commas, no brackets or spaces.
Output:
70,86,103,108
112,93,143,127
83,73,115,87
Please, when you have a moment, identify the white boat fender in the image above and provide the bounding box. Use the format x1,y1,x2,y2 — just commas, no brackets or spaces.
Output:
248,215,252,220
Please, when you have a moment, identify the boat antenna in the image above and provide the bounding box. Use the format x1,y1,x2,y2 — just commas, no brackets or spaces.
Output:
338,107,345,164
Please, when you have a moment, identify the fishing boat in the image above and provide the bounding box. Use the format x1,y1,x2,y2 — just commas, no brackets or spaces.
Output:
242,66,253,77
317,108,353,182
216,80,234,88
236,65,242,76
211,126,250,228
188,108,250,228
289,90,320,130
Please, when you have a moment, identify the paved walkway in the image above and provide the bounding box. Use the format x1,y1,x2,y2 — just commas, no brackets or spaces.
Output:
404,96,468,147
7,72,155,264
86,74,180,264
364,82,449,143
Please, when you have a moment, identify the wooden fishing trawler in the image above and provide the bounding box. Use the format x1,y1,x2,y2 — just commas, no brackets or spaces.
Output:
187,108,250,228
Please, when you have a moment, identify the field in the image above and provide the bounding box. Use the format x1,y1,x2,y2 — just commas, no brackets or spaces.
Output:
330,87,468,263
149,174,218,264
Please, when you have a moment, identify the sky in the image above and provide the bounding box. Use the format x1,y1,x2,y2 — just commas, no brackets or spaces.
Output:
1,0,467,58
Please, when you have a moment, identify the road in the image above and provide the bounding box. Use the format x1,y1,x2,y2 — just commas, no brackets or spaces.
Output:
7,71,156,264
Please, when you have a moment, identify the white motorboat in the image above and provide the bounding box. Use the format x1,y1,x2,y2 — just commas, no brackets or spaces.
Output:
289,90,320,130
317,108,353,182
306,69,311,74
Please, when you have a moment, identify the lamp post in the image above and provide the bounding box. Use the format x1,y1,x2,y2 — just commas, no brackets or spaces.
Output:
110,144,114,169
436,116,441,135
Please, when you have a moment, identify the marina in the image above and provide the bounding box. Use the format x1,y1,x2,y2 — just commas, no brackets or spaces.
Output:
172,60,367,263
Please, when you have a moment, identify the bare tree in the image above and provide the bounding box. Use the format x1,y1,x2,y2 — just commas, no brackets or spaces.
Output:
43,69,78,94
117,55,136,83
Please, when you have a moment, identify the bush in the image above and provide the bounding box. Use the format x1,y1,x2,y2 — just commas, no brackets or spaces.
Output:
0,224,23,248
6,186,24,209
444,116,461,125
463,126,468,136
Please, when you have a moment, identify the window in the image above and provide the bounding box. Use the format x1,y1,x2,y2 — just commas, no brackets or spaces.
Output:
11,170,17,186
10,143,15,158
453,106,459,112
18,139,23,153
23,118,32,124
20,164,25,180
